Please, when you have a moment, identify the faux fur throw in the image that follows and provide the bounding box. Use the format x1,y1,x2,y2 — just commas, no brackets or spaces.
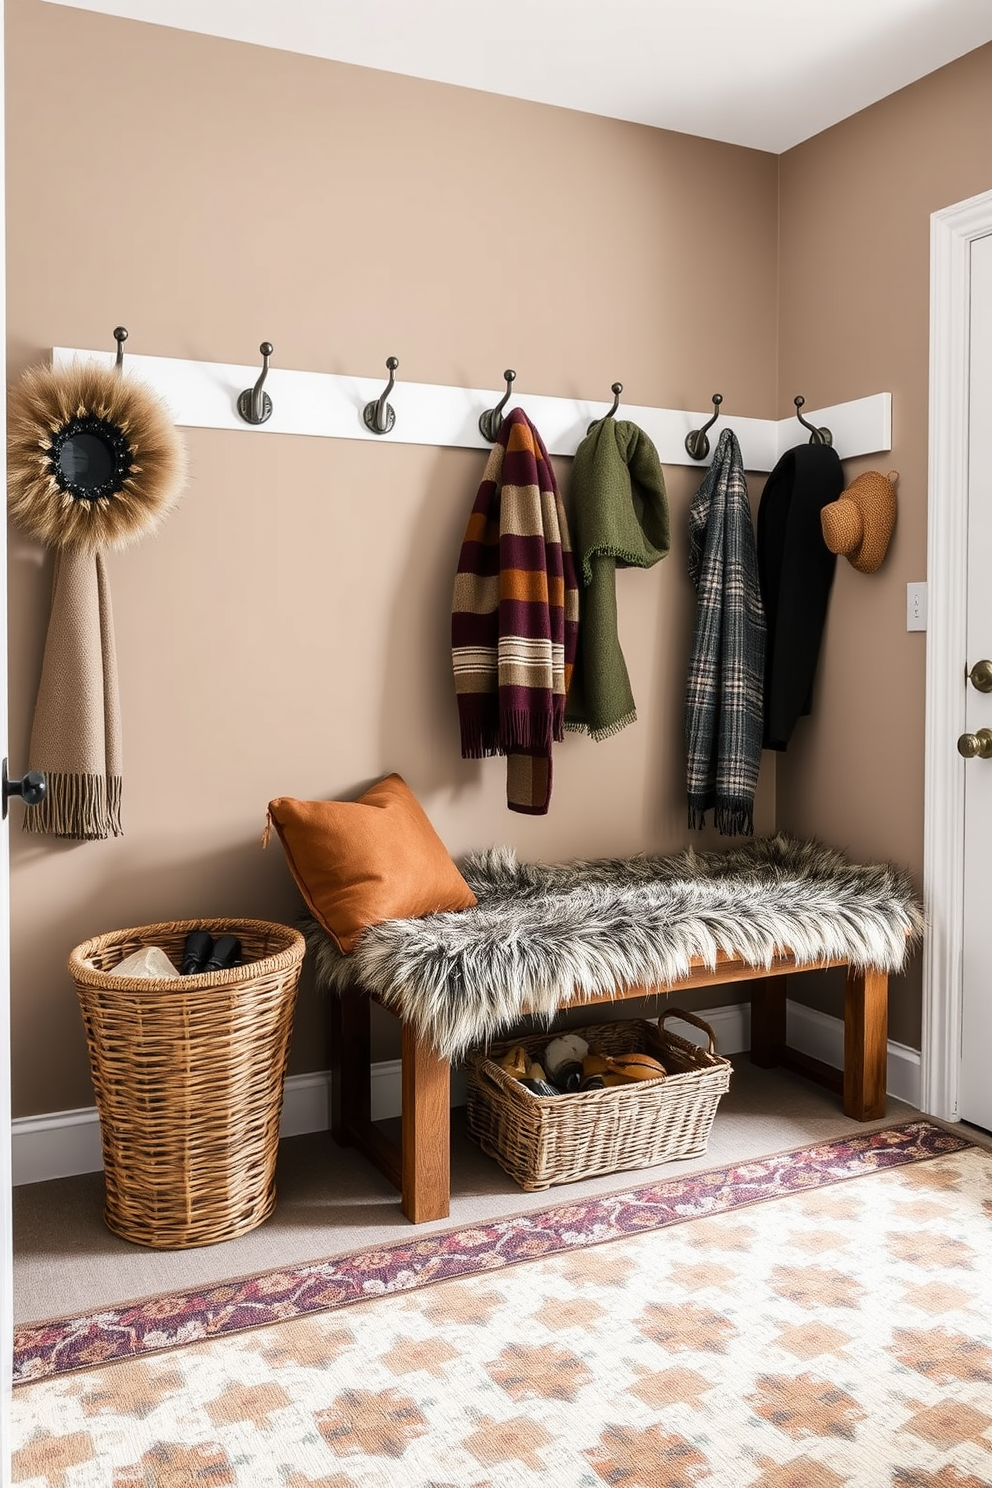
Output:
451,407,579,815
305,835,923,1062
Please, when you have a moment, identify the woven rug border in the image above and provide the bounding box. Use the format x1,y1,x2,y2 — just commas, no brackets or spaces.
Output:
12,1119,973,1385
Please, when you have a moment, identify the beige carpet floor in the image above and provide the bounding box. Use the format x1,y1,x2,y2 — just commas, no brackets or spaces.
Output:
14,1122,990,1488
12,1060,985,1326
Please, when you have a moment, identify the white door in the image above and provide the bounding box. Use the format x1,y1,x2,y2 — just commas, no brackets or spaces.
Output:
959,230,992,1133
923,186,992,1132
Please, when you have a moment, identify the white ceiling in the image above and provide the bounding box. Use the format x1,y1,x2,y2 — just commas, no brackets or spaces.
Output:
45,0,992,153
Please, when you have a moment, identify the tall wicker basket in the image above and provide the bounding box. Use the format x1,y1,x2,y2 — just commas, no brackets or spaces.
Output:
69,918,306,1250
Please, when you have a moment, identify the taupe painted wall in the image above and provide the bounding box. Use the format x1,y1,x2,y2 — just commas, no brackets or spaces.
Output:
5,0,779,1116
776,43,992,1047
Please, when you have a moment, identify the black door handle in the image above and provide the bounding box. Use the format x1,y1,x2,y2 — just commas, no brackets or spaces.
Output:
2,759,47,818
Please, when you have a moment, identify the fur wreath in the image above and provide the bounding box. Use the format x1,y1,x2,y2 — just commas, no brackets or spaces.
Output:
304,835,924,1061
7,360,185,551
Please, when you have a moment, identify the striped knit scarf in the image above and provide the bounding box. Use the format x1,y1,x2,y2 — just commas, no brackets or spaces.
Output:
452,408,579,814
684,428,766,836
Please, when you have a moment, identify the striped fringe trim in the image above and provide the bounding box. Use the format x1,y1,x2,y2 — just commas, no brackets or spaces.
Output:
459,732,505,760
499,706,566,752
21,772,123,840
458,702,566,758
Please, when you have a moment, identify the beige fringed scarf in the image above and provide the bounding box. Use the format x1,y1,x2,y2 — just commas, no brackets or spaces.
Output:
7,359,185,839
24,549,123,838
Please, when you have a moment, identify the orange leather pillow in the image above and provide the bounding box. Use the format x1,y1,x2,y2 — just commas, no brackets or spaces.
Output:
266,774,476,953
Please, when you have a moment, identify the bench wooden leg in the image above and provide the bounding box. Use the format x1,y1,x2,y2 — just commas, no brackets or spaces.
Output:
331,989,450,1221
330,987,370,1143
750,976,786,1068
843,967,888,1121
401,1021,451,1223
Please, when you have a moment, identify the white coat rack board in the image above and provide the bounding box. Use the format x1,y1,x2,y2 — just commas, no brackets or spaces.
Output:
52,347,891,471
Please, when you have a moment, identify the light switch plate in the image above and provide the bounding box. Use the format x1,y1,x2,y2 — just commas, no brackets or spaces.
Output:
907,581,927,631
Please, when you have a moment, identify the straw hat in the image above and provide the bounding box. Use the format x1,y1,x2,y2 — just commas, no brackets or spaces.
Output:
820,468,898,574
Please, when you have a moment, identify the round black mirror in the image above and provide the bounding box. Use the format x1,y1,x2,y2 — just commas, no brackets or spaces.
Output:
56,432,116,492
47,414,133,503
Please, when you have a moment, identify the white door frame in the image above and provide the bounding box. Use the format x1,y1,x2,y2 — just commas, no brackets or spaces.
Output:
922,186,992,1122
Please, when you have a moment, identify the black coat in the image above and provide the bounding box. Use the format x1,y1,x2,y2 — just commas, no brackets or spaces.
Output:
757,442,844,750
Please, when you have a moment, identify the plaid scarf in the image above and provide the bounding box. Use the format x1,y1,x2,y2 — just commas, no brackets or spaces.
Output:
684,428,766,836
452,408,579,814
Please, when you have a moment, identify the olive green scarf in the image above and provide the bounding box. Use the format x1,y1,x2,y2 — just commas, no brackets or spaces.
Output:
565,418,670,740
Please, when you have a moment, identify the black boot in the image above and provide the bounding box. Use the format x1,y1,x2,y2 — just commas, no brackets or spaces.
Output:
203,934,243,972
181,930,214,975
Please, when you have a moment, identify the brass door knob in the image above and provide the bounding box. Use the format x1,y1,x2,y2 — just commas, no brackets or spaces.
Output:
969,660,992,693
957,728,992,759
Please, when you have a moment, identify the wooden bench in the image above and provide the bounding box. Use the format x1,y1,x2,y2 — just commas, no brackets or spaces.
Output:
329,950,889,1224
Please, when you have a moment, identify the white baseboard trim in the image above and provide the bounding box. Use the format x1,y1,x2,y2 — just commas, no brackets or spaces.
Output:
12,1106,104,1189
11,998,920,1187
785,1000,922,1110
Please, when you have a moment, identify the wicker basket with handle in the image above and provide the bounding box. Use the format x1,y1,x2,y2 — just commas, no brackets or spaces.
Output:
464,1009,732,1191
69,917,305,1249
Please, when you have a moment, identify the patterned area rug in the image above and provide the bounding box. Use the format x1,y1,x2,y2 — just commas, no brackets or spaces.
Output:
12,1120,992,1487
